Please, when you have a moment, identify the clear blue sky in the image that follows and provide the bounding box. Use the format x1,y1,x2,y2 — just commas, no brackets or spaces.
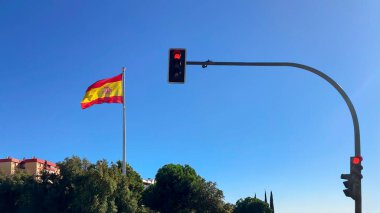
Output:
1,1,379,212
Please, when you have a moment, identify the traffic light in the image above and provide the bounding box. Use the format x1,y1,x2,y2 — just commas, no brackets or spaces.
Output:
341,173,354,199
168,48,186,83
341,156,363,200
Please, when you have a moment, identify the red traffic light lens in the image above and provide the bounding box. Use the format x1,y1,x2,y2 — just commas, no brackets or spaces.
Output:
173,51,181,60
174,53,181,59
352,156,362,165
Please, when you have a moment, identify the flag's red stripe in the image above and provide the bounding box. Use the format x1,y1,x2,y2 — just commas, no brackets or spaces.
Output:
81,96,123,109
86,74,123,92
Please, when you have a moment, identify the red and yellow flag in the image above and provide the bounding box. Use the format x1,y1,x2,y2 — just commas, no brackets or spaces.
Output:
81,74,123,109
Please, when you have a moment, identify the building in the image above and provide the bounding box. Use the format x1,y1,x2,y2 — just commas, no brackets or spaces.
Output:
0,157,59,176
19,158,59,175
0,157,20,175
142,178,155,189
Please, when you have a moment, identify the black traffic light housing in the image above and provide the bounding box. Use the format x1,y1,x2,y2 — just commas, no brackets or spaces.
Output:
341,173,354,199
341,156,363,200
168,48,186,83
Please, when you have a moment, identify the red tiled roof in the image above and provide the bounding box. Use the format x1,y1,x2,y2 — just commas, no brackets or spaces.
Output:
20,158,57,167
0,157,20,163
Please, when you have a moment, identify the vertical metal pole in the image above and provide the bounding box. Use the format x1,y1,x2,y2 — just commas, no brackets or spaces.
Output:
122,67,126,176
356,192,361,213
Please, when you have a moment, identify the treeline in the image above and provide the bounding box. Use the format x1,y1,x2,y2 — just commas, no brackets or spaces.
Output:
0,156,273,213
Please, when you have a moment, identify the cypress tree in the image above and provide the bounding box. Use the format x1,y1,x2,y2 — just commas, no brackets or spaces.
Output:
270,191,274,213
264,191,267,203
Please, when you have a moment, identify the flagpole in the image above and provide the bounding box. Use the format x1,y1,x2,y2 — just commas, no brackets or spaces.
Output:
122,67,126,176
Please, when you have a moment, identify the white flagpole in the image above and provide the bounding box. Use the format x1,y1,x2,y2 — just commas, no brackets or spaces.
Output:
122,67,126,176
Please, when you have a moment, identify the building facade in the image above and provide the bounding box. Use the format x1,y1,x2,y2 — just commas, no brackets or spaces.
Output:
142,178,156,189
0,157,20,175
0,157,59,176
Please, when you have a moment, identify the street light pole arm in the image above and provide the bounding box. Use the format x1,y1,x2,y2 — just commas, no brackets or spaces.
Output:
186,61,361,156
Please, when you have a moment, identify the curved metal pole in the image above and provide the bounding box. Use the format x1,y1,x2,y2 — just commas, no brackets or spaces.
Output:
186,61,361,156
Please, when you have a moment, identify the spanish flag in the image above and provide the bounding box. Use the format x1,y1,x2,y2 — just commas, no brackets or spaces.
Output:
81,74,123,109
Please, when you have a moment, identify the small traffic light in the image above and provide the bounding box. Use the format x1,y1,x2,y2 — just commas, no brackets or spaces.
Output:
341,156,363,200
168,48,186,83
341,173,354,198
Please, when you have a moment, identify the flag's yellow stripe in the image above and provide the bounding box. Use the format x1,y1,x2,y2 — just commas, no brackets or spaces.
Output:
81,81,122,104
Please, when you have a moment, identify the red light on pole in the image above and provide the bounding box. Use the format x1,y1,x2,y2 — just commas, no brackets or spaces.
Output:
352,156,362,165
168,48,186,83
173,51,181,60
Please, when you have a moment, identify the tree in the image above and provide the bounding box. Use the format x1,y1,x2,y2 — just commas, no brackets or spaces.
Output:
56,156,145,213
0,156,147,213
264,191,267,203
142,164,227,213
269,191,274,212
0,156,149,213
113,160,146,213
0,172,36,212
234,197,273,213
223,203,235,213
0,170,60,213
193,180,225,212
